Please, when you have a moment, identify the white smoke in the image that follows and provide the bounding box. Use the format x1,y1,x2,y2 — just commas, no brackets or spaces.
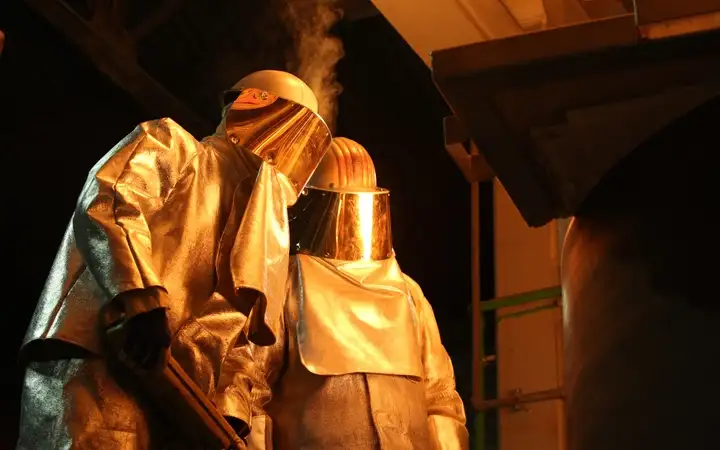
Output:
281,0,345,132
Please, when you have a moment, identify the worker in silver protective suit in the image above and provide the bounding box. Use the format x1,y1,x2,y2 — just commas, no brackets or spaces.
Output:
17,70,332,449
215,137,469,449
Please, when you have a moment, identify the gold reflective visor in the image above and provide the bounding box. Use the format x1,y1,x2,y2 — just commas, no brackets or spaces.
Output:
289,187,393,261
225,88,332,194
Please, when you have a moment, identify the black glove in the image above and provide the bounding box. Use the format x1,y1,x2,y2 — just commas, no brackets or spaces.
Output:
104,288,173,375
117,307,172,374
225,416,250,439
224,416,248,450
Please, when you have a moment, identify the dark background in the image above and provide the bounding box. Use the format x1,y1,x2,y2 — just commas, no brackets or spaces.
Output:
0,1,498,447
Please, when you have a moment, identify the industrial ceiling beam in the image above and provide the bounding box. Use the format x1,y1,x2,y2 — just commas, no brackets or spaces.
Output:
25,0,213,135
573,0,627,20
432,12,720,226
372,0,524,67
542,0,590,26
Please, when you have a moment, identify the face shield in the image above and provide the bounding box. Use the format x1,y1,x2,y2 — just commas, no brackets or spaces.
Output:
289,187,393,261
224,87,331,205
221,72,331,346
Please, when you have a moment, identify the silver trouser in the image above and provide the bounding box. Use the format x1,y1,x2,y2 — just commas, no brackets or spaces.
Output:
16,358,192,450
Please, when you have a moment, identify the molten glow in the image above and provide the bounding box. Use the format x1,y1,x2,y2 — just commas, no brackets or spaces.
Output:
357,193,375,260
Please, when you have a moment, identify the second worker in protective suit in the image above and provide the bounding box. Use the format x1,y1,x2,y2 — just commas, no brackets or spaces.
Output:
216,137,469,449
17,70,332,449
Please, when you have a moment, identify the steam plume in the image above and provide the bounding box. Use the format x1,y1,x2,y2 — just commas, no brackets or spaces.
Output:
281,0,345,132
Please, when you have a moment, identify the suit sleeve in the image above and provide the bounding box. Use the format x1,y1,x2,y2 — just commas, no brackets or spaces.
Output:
215,298,287,449
72,118,202,310
407,276,470,450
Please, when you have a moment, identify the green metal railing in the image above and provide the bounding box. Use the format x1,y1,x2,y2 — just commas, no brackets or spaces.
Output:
473,286,564,450
443,122,566,449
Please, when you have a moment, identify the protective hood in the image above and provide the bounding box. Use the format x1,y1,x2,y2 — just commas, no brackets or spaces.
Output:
217,75,331,346
294,253,423,377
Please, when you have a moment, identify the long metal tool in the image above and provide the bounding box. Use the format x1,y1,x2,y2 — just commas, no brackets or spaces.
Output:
106,327,246,449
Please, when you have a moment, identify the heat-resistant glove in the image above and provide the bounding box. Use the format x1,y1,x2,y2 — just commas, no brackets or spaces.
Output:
106,288,172,375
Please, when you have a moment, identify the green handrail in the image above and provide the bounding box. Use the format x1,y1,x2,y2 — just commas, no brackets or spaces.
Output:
481,286,562,312
475,285,562,450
